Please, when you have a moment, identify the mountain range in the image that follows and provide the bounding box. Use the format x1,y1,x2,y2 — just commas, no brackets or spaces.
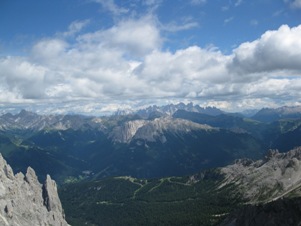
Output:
0,105,266,183
252,106,301,123
1,103,301,225
0,103,301,183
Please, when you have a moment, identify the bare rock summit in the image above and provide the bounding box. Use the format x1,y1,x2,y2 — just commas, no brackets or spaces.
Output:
0,154,69,226
220,147,301,203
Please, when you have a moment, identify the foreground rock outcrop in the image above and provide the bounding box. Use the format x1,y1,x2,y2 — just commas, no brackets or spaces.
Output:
0,154,69,226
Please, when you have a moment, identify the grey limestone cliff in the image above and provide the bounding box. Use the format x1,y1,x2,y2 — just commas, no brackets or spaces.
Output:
0,154,69,226
219,147,301,226
220,147,301,203
110,117,215,143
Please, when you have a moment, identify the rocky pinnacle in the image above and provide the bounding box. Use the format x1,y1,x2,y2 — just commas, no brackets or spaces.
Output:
0,154,69,226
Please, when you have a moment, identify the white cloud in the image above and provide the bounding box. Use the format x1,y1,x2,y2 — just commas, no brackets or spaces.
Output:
1,19,301,113
14,18,160,101
134,46,231,98
0,57,47,99
78,16,161,57
61,20,90,37
230,24,301,74
31,39,68,65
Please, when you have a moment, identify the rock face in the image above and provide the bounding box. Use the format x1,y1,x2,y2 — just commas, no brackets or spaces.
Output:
135,102,224,119
218,147,301,226
110,120,147,143
0,154,69,226
220,147,301,203
133,117,214,142
110,117,215,143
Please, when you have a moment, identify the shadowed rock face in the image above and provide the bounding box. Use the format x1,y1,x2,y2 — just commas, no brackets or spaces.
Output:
220,198,301,226
0,154,69,226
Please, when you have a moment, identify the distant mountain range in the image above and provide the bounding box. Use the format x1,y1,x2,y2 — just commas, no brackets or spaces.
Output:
0,109,105,132
133,102,224,119
0,111,264,182
0,104,301,183
252,106,301,123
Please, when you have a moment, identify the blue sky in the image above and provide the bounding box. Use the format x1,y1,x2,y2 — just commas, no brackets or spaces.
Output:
1,0,301,114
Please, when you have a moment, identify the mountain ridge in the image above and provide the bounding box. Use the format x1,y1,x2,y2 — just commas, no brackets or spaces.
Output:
252,106,301,122
220,147,301,203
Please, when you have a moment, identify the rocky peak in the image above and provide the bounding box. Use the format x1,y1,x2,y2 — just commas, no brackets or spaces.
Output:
43,175,63,212
220,147,301,203
135,102,224,119
110,117,215,143
265,149,280,160
110,120,147,143
0,154,69,226
132,117,215,143
17,109,38,118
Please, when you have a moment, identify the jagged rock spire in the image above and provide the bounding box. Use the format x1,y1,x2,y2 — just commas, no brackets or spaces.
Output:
0,154,69,226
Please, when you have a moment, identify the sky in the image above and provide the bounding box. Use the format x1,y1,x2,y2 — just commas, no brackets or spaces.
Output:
1,0,301,115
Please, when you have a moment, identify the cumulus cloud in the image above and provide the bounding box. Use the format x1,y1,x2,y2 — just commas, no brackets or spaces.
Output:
0,57,46,99
77,16,161,57
11,17,161,101
135,46,229,85
31,39,68,65
1,18,301,113
229,24,301,75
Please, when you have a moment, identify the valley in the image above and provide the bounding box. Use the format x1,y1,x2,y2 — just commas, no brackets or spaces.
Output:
1,103,301,225
60,147,301,226
60,171,241,226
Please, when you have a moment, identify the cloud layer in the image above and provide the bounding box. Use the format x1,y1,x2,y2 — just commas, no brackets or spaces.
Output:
1,13,301,113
